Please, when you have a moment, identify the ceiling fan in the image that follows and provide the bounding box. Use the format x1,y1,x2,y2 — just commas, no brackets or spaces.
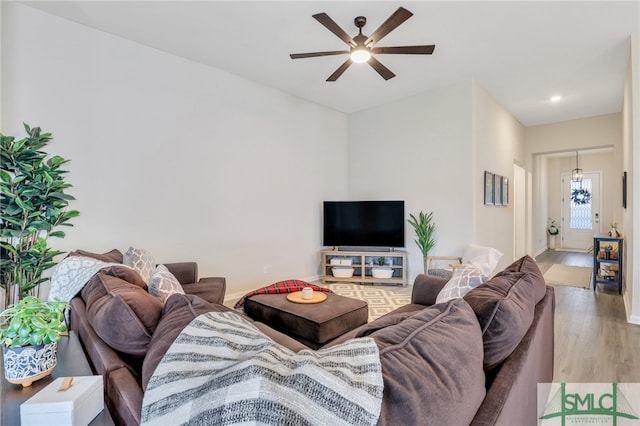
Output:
289,7,435,81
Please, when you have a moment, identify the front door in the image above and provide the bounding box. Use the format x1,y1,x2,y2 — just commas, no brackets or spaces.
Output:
561,171,601,250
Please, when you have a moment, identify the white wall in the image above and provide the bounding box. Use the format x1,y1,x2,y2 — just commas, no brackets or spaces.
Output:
348,83,474,281
472,82,525,270
622,34,639,323
1,3,348,296
348,81,526,280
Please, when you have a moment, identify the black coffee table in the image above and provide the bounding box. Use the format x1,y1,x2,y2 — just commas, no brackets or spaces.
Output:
1,331,113,425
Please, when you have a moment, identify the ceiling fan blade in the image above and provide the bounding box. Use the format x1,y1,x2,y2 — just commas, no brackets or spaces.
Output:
372,45,435,55
313,13,357,47
327,59,353,81
290,50,350,59
365,7,413,46
368,56,395,80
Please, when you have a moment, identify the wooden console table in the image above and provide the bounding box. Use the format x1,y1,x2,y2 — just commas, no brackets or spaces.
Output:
321,249,407,286
1,331,113,425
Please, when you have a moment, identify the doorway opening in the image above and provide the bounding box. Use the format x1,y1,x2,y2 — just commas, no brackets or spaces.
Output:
561,171,601,251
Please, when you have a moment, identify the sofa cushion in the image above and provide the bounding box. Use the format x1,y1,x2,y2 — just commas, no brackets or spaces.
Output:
123,246,155,284
463,272,535,372
495,255,546,304
81,266,146,307
84,273,163,357
142,293,228,390
148,264,185,303
99,265,147,289
68,248,123,263
370,298,486,426
436,264,487,303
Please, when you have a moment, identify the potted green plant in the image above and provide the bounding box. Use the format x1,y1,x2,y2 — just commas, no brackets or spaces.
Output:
0,296,69,387
0,124,79,309
408,211,436,274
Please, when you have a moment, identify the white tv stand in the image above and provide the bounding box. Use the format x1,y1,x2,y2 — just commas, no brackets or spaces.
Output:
321,248,407,286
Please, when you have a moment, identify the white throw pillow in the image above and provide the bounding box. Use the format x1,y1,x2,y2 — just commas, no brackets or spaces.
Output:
461,244,503,277
436,264,488,304
148,264,185,303
123,246,156,284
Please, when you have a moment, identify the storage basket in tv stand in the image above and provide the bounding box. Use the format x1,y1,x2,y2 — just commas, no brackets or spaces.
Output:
321,249,407,286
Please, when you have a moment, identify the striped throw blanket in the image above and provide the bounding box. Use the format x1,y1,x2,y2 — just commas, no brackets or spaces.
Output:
141,311,383,426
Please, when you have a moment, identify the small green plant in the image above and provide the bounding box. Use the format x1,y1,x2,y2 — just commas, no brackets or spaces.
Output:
547,218,559,235
376,257,385,266
0,296,69,348
408,211,436,274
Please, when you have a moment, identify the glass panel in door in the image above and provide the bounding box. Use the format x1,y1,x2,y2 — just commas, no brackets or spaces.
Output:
561,172,601,250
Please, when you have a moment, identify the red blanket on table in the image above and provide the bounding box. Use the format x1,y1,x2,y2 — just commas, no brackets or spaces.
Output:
234,280,332,309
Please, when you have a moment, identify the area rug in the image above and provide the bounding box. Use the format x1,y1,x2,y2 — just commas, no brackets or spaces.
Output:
543,264,592,289
323,283,412,321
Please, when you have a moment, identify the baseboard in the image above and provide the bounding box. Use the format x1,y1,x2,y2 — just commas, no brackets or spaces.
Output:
555,248,589,253
534,247,547,257
303,274,322,284
626,294,640,325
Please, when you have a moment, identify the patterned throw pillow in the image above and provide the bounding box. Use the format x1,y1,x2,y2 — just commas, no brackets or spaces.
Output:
436,264,488,304
123,247,156,284
148,264,185,303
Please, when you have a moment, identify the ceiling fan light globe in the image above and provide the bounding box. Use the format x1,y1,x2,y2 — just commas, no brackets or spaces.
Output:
350,49,371,63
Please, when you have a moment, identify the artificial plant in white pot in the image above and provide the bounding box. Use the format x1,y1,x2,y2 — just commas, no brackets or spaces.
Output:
0,296,69,387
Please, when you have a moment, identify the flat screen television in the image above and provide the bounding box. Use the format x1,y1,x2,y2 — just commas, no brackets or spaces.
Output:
323,201,405,248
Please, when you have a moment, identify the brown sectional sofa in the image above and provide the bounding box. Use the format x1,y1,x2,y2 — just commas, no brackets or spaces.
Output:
69,252,554,425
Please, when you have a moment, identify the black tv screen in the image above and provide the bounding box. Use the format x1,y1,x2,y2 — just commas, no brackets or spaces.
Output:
323,201,405,248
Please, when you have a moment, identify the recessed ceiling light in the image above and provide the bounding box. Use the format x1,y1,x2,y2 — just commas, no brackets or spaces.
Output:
550,95,562,102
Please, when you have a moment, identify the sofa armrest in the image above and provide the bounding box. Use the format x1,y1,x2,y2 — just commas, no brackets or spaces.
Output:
411,274,449,305
163,262,198,285
182,277,226,305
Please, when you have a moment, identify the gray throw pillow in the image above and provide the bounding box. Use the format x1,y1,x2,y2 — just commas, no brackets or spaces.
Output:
436,264,487,303
123,246,155,284
148,264,185,303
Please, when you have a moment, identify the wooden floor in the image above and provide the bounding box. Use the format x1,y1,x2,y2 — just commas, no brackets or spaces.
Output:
536,250,640,382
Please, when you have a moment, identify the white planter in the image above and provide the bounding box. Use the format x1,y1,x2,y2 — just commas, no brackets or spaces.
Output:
3,342,58,387
548,234,557,249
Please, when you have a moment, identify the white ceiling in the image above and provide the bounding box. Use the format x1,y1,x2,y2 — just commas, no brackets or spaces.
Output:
23,1,640,126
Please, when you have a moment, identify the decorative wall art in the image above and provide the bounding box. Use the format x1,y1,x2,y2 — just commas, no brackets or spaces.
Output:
623,171,627,209
502,177,509,206
483,171,509,207
484,171,494,206
494,175,503,206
